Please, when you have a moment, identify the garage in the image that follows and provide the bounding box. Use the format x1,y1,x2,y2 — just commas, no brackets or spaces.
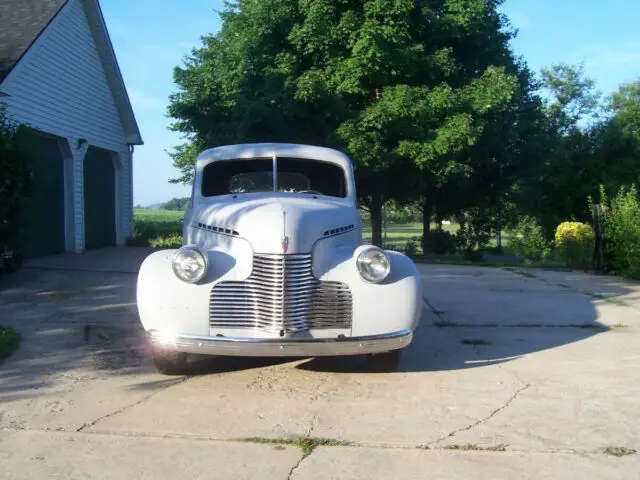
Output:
20,132,66,258
83,146,116,250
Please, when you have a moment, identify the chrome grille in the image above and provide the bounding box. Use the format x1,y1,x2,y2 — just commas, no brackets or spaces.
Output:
209,254,353,333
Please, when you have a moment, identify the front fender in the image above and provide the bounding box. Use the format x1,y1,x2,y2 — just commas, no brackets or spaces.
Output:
136,246,250,336
319,247,423,337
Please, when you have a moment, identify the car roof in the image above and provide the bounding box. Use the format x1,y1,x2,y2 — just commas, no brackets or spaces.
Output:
195,143,353,171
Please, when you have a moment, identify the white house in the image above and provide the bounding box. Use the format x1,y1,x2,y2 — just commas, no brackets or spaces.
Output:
0,0,142,257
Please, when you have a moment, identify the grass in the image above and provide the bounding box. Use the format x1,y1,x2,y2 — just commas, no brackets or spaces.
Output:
134,208,183,222
237,437,350,457
0,326,20,359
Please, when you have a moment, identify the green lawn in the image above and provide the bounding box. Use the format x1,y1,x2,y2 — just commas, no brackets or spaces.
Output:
0,326,19,359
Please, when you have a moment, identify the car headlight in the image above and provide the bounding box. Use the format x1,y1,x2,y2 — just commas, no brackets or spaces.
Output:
172,245,207,283
356,246,391,283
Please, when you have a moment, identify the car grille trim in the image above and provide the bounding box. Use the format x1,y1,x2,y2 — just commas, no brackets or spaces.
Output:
209,254,353,333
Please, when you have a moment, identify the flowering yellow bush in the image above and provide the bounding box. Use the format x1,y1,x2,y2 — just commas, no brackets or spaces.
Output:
554,222,595,269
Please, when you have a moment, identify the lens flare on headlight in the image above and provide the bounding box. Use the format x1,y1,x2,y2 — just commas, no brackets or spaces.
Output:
356,247,391,283
172,246,207,283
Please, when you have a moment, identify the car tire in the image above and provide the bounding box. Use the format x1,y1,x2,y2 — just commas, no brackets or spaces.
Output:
367,349,402,372
151,346,189,375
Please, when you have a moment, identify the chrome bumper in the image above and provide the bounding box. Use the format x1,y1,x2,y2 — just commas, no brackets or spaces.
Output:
147,329,413,357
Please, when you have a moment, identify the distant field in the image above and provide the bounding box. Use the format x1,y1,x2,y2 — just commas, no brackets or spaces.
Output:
134,209,183,221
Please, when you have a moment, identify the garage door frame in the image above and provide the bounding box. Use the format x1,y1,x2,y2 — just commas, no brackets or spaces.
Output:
20,129,76,256
82,145,121,250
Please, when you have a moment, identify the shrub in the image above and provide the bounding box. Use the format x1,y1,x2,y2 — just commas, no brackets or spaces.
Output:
554,221,595,269
0,102,33,251
599,185,640,279
423,229,457,255
506,216,551,263
150,234,183,249
455,209,494,261
403,238,420,257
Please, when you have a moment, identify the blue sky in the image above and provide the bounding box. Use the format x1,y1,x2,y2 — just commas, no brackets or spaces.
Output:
100,0,640,206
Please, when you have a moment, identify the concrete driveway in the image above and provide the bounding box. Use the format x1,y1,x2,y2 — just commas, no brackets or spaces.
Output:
0,247,638,479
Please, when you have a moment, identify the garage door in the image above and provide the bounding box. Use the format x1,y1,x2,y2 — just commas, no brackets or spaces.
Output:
20,132,66,258
83,146,116,250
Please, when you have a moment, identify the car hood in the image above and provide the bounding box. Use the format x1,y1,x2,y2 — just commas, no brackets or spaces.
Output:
189,194,359,254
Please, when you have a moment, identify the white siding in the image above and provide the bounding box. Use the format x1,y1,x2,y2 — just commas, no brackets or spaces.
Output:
1,0,133,250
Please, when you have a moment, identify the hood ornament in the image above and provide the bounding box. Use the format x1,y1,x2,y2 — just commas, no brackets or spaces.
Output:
281,235,289,254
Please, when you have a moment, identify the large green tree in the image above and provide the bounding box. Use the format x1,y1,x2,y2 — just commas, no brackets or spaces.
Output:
168,0,533,247
512,63,606,237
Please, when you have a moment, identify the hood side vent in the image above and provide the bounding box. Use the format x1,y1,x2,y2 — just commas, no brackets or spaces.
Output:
195,222,239,236
323,224,355,237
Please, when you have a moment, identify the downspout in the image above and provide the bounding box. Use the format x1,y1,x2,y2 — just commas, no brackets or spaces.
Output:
129,144,134,238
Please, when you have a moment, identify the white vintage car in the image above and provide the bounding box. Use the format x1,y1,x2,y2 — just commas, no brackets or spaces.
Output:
137,143,423,374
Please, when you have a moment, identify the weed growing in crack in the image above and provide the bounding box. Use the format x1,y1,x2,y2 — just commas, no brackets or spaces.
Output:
610,323,628,329
460,338,491,346
237,437,350,457
603,446,636,457
442,444,507,452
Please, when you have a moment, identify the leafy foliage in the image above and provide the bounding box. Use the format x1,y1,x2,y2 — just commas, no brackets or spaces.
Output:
150,233,183,249
506,216,550,262
130,217,182,247
167,0,532,246
598,185,640,279
0,325,20,358
554,221,594,269
162,197,190,211
424,228,457,255
455,208,494,261
0,102,33,251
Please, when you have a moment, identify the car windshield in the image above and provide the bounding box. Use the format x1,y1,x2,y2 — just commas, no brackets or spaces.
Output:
201,157,347,198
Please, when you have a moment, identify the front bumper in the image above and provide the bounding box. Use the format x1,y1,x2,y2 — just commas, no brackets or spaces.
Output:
147,329,413,357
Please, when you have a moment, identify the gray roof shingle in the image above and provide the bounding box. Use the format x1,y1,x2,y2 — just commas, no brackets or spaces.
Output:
0,0,68,82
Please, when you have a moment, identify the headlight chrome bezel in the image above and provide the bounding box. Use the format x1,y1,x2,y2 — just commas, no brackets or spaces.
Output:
171,245,208,283
356,246,391,283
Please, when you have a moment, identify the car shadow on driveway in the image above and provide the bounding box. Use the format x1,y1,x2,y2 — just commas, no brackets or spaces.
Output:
295,265,636,374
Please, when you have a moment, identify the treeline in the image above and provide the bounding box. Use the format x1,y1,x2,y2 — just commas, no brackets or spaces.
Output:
162,1,638,275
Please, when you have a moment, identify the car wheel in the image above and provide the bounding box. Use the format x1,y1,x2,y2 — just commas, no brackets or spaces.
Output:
367,349,402,372
151,346,189,375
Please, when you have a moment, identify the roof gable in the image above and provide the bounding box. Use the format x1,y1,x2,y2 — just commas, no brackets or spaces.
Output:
0,0,67,82
0,0,142,145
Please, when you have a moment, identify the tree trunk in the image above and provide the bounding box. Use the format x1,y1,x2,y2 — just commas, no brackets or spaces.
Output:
421,197,433,253
370,195,383,247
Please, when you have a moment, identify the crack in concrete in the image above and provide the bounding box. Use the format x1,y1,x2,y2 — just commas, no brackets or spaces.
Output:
287,454,306,480
75,376,190,432
287,414,319,480
506,269,640,312
423,296,444,319
427,383,532,447
3,426,636,458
